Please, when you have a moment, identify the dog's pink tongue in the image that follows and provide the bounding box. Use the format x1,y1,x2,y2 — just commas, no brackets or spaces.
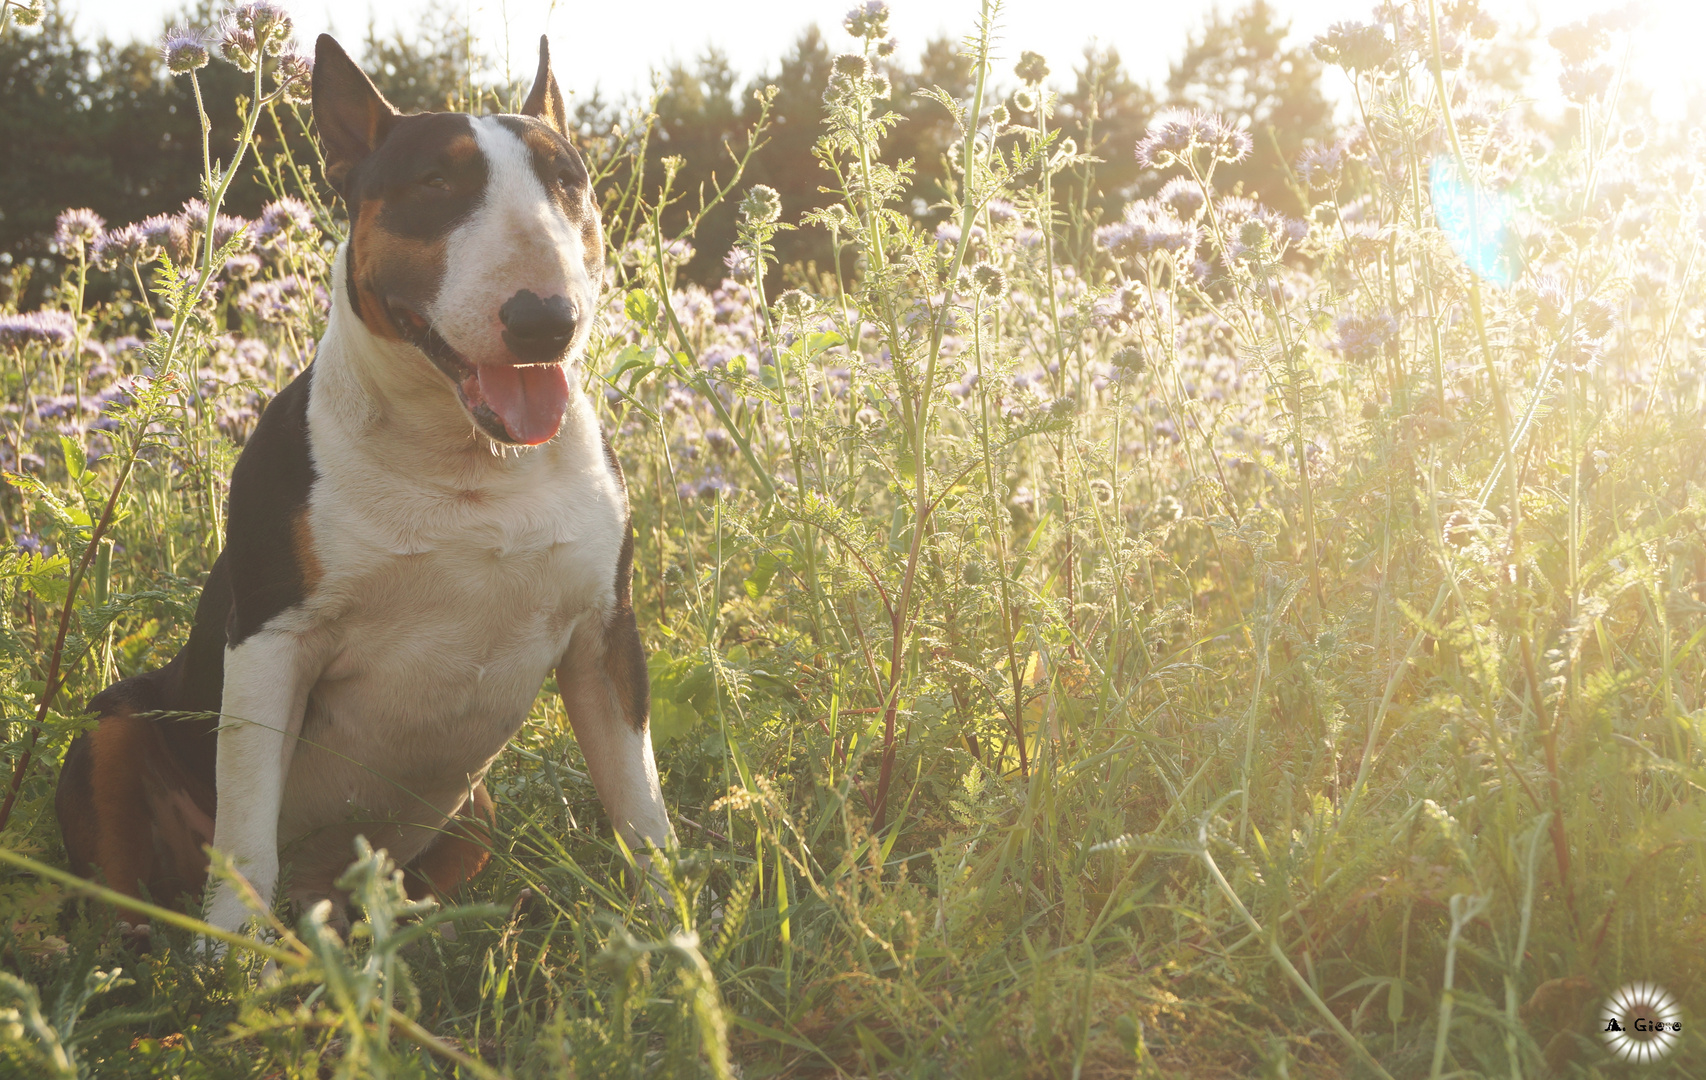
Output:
474,363,569,445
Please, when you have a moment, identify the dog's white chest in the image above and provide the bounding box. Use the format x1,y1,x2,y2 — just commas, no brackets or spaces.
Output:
275,401,626,849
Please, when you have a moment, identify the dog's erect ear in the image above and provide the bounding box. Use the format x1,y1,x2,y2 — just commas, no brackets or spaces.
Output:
521,36,568,136
312,35,399,196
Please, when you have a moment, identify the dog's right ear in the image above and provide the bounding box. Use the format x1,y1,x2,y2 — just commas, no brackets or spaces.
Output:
312,35,399,196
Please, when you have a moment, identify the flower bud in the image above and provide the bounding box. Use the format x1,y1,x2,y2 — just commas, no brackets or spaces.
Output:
741,185,783,225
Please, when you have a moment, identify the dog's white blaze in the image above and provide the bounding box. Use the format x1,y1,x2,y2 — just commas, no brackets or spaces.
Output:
429,117,595,368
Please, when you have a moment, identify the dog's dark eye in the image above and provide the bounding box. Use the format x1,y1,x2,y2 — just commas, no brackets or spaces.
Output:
418,171,450,191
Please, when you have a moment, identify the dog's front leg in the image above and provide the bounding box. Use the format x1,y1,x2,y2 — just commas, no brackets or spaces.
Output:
558,606,672,872
204,629,324,936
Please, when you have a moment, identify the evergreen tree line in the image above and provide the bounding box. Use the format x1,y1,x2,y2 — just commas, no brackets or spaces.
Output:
1,0,1342,295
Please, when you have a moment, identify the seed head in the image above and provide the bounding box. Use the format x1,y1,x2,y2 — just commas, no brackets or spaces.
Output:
775,289,813,319
1111,345,1148,374
1011,88,1037,114
1014,50,1049,86
816,203,858,235
970,261,1007,300
741,184,783,225
832,52,870,79
1089,478,1115,506
874,37,897,59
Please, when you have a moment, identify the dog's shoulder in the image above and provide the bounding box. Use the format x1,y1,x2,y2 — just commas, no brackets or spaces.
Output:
224,364,320,646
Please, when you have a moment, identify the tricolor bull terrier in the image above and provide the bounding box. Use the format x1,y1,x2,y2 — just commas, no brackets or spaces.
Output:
55,35,671,937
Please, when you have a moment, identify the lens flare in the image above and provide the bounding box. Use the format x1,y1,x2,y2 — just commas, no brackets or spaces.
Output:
1429,156,1515,288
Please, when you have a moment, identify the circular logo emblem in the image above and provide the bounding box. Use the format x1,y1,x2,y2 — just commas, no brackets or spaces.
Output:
1601,981,1683,1063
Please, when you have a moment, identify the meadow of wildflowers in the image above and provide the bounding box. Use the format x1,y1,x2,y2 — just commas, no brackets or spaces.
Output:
0,0,1703,1075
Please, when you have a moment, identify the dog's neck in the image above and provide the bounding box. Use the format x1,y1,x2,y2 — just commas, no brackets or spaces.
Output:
309,243,593,479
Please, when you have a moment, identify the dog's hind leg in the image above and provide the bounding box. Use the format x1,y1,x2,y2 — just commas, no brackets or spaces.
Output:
56,710,217,920
402,781,497,903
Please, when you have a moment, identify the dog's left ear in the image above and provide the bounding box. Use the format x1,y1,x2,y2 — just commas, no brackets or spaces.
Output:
521,35,569,136
313,35,400,196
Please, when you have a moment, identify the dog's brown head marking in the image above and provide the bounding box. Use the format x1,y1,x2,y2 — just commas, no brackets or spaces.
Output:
311,35,603,446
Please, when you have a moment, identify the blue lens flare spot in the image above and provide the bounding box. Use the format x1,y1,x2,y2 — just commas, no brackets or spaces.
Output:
1430,156,1515,288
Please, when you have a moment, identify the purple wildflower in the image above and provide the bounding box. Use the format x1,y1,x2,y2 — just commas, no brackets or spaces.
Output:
253,198,315,249
54,208,106,253
161,26,211,73
1312,21,1393,72
723,248,758,284
275,43,313,101
843,1,889,40
1135,109,1250,170
230,0,293,55
1330,310,1399,361
1296,142,1347,190
140,213,194,263
213,214,252,252
0,311,77,348
934,221,986,254
92,223,158,268
1156,176,1205,219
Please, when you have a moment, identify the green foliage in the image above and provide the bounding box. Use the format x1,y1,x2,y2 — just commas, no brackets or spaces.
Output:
1,0,1704,1077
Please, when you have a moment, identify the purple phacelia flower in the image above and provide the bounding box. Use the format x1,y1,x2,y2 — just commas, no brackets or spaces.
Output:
843,0,889,40
253,197,316,246
1330,310,1399,361
0,310,78,348
1136,109,1250,170
1156,176,1206,219
54,208,106,253
274,43,313,101
161,26,211,73
140,213,194,263
723,247,758,284
92,223,159,268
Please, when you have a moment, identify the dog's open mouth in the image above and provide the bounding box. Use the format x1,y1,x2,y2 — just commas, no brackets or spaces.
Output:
389,302,570,446
458,362,570,446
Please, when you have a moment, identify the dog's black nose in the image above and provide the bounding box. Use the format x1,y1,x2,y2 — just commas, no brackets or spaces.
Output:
499,289,577,362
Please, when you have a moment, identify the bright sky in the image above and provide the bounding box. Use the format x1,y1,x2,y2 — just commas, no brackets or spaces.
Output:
55,0,1706,120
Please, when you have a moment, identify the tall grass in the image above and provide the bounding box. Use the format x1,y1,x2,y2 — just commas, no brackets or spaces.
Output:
1,0,1703,1075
